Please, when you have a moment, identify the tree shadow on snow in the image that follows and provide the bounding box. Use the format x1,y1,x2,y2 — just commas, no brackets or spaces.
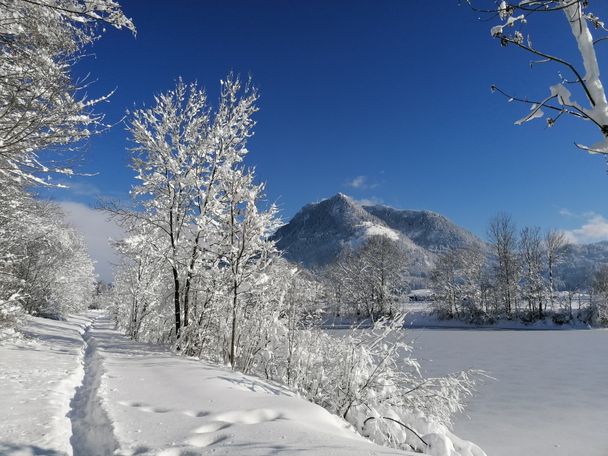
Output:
216,375,292,397
0,442,67,455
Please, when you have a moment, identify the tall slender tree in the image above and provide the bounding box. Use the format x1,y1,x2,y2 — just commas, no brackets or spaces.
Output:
488,214,519,315
545,229,568,306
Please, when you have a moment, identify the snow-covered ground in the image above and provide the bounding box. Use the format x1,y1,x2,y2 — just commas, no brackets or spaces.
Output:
4,312,607,456
408,327,608,456
0,314,92,455
0,313,414,455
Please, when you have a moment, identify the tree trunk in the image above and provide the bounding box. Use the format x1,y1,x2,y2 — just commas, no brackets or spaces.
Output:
230,280,238,368
183,232,202,329
172,266,181,340
548,257,554,307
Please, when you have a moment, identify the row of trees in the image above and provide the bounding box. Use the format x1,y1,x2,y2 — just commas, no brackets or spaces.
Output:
431,214,608,324
105,78,482,454
0,0,134,327
0,194,96,325
323,235,408,321
590,266,608,324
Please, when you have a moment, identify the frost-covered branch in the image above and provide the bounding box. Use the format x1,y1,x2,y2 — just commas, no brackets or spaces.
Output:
0,0,134,185
469,0,608,153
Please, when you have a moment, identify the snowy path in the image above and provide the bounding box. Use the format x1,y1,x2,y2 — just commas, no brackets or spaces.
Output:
409,328,608,456
1,314,412,455
68,323,119,454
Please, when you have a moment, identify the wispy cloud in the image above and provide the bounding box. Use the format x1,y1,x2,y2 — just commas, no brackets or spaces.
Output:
48,180,130,203
346,175,368,189
59,201,125,282
53,180,102,198
563,212,608,244
356,196,384,206
345,175,379,190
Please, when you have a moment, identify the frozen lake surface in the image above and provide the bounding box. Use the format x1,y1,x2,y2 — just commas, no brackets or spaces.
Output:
407,328,608,456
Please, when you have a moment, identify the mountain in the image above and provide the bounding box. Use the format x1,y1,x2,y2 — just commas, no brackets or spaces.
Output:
273,193,608,290
273,193,484,285
362,205,483,253
272,193,411,268
557,241,608,289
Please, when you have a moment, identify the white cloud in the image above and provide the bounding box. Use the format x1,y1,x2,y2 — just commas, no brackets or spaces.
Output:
345,175,380,190
58,201,124,283
356,196,384,206
59,180,102,197
559,208,574,217
346,175,368,189
563,212,608,244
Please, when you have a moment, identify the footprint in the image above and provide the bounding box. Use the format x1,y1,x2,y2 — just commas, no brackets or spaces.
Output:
214,408,283,425
193,421,231,433
182,410,210,418
118,400,144,407
118,400,172,414
185,434,228,448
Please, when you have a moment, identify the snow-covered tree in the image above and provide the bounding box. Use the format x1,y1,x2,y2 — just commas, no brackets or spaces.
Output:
545,229,568,305
218,170,279,368
326,235,408,321
519,226,546,318
488,213,519,315
107,76,260,341
0,0,134,186
0,0,132,330
1,197,96,320
109,221,170,341
590,265,608,324
431,245,486,319
469,0,608,153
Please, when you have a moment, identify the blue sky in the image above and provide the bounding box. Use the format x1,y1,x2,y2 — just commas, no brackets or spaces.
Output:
48,0,608,279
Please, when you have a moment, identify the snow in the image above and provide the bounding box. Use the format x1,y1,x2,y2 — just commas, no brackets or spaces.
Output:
514,103,544,125
358,221,400,241
328,302,608,456
92,315,412,455
0,313,415,455
329,318,608,455
490,14,525,37
408,327,608,456
5,312,607,456
0,314,92,455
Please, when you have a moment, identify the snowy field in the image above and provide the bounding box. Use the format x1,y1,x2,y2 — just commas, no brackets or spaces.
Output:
407,327,608,456
3,313,607,456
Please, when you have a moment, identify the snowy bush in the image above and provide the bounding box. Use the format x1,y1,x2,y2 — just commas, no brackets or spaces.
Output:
112,248,486,454
0,292,26,340
255,301,484,454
